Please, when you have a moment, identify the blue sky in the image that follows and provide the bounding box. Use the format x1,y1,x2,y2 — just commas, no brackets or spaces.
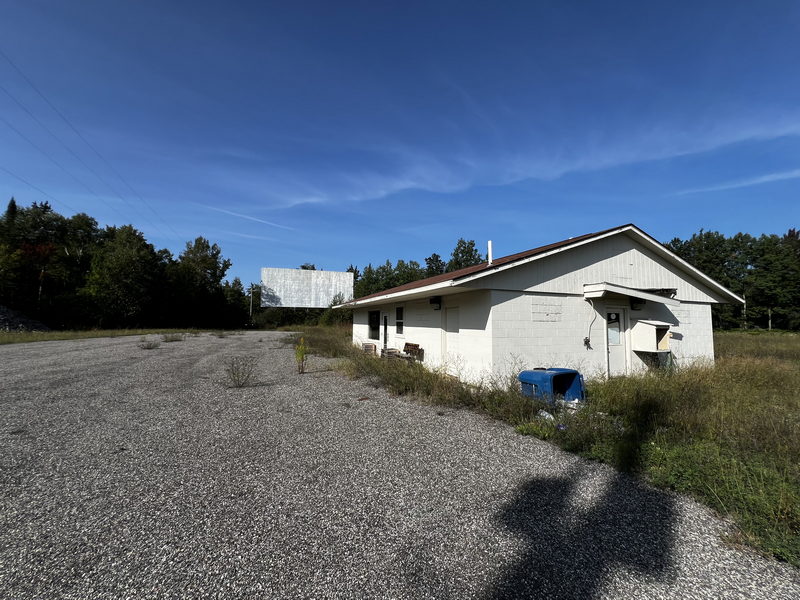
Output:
2,1,799,285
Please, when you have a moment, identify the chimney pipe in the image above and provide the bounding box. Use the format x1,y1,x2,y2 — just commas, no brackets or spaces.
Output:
487,240,493,265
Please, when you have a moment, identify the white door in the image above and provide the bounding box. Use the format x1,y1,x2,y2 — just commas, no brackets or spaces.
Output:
444,307,460,369
606,307,628,376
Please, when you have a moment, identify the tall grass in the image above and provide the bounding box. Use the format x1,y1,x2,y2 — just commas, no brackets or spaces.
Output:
294,326,800,566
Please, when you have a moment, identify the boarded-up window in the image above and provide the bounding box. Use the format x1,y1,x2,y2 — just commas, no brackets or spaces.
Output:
532,297,562,322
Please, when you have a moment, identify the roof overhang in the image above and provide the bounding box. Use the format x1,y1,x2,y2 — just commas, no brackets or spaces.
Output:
335,280,466,308
337,223,745,308
583,282,681,306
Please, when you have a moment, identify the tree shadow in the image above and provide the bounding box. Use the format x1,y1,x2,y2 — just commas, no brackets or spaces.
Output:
488,466,676,599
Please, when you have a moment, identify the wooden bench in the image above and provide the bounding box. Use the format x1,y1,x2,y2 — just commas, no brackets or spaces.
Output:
402,343,424,362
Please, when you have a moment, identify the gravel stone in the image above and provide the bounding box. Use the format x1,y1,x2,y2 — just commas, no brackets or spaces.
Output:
1,331,798,599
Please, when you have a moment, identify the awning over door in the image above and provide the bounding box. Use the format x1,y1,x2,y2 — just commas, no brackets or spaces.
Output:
583,282,680,306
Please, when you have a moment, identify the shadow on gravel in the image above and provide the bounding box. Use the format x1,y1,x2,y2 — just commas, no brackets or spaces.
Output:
488,468,676,599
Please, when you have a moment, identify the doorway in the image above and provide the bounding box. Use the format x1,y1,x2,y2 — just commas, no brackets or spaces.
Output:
606,306,629,376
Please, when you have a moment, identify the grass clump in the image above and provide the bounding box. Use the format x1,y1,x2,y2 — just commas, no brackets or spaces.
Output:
224,355,257,388
138,336,161,350
295,337,308,374
161,333,186,343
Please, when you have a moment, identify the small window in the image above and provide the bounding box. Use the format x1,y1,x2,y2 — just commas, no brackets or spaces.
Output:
368,310,380,340
607,312,621,345
396,307,404,335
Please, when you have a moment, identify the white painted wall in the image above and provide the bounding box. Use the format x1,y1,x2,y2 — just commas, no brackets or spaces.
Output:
352,290,494,382
643,301,715,366
490,292,607,378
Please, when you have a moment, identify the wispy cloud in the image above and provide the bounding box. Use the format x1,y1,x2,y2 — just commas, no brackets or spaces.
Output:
200,205,295,230
218,230,278,242
671,168,800,196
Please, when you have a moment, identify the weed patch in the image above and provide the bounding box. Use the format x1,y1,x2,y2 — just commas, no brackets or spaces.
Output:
225,356,257,388
161,333,185,343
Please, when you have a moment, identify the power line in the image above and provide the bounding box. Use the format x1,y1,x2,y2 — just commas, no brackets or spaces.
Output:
0,97,135,224
0,82,146,223
0,46,183,240
0,164,79,213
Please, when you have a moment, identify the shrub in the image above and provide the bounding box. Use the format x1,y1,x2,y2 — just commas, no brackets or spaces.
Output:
225,355,257,388
138,336,161,350
161,333,185,343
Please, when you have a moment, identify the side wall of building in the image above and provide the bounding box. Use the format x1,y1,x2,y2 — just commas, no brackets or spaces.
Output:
489,292,716,379
490,291,608,378
639,301,715,366
352,290,494,381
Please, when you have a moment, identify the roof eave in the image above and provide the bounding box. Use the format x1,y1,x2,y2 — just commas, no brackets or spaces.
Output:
342,279,455,307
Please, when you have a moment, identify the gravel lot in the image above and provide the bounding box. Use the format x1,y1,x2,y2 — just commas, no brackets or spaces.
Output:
1,331,798,599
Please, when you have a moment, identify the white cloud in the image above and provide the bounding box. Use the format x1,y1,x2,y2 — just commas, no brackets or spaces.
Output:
200,205,295,230
672,168,800,196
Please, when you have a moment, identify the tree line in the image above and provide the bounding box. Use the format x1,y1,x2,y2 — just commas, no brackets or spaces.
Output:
666,229,800,330
0,199,249,329
2,197,797,330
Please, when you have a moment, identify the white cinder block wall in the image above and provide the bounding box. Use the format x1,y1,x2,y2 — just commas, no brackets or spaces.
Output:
352,290,494,381
665,303,715,365
490,292,607,378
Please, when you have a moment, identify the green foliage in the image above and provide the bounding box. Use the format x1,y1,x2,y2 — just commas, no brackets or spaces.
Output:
350,238,482,299
319,293,352,326
446,238,484,272
295,337,308,374
424,253,446,276
515,418,556,439
666,228,800,330
224,355,258,387
0,199,249,329
83,225,165,327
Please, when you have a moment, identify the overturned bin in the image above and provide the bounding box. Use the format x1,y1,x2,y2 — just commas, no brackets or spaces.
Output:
518,368,586,406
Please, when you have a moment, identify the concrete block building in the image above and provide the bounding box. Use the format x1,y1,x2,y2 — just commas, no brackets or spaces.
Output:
345,224,743,382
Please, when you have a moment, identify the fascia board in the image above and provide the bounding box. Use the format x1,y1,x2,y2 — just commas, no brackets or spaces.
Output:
340,280,454,308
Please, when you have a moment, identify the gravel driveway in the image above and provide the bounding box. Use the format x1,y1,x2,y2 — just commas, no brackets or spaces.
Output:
1,331,798,599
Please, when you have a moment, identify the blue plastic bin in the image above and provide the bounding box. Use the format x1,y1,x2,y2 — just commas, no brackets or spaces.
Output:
518,368,586,405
